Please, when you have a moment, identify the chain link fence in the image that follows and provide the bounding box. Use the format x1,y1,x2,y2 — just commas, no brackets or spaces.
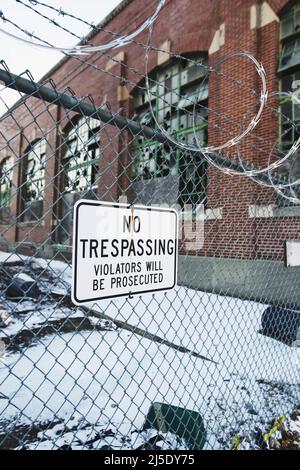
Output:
0,59,299,451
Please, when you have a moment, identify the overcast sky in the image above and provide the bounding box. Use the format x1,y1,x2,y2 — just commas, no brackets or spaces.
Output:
0,0,122,115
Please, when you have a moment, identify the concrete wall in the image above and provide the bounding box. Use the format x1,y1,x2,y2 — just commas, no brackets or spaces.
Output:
178,255,300,310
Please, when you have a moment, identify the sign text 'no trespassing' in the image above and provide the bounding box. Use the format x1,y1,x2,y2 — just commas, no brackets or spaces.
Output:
72,201,178,304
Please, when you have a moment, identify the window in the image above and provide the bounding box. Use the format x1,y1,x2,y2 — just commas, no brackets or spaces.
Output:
280,72,300,151
133,55,208,207
279,37,300,72
281,2,300,40
63,117,100,193
24,139,46,202
279,4,300,205
0,156,13,208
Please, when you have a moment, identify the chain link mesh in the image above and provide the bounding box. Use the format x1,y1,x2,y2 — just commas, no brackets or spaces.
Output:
0,0,299,450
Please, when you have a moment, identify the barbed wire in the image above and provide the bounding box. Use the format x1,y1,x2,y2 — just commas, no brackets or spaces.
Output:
0,0,165,53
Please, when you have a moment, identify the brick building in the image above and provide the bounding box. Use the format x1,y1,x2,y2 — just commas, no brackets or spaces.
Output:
0,0,300,305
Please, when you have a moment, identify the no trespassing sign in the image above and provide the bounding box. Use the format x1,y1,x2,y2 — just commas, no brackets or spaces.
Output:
71,200,178,305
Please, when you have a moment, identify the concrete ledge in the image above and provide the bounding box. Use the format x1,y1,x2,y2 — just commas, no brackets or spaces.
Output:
249,204,276,218
178,256,300,310
273,205,300,218
209,24,225,55
249,204,300,218
205,207,223,221
157,39,171,65
250,2,279,29
179,207,223,222
105,51,125,71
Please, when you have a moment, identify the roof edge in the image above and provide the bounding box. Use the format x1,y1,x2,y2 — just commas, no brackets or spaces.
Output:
38,0,133,84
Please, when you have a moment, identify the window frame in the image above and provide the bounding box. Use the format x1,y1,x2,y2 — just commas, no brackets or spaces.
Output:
279,36,300,72
280,2,300,40
62,116,101,194
280,71,300,151
24,139,46,203
0,156,13,208
132,54,208,206
278,3,300,206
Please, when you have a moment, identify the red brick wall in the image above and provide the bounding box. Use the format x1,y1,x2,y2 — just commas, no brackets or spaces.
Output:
0,0,298,262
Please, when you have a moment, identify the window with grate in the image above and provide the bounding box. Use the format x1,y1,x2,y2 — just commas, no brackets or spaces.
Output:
280,2,300,40
132,55,208,207
280,72,300,151
0,156,13,208
279,37,300,72
63,117,100,193
278,3,300,206
24,139,46,202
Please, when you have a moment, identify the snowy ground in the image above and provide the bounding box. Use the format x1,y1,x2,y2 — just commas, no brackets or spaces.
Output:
0,251,299,450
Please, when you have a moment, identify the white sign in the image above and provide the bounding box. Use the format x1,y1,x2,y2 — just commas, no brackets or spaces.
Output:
286,240,300,267
72,200,178,305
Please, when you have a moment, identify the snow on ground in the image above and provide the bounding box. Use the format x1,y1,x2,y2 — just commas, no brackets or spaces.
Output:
0,252,28,264
0,251,299,449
